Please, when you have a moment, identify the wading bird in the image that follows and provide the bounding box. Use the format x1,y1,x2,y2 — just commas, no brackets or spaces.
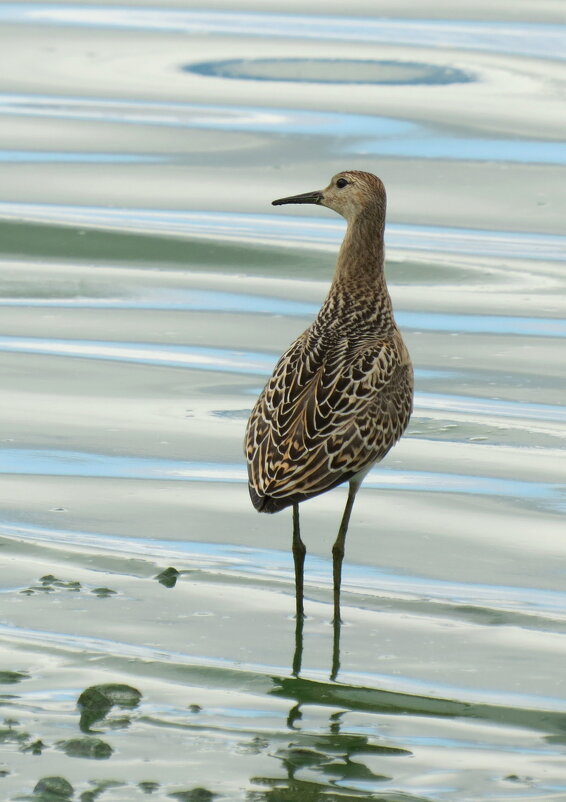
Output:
245,171,413,623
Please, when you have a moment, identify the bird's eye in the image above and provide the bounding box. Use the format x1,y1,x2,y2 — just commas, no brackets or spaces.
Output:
336,178,348,189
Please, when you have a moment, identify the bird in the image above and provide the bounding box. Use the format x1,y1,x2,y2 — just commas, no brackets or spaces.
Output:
245,170,413,622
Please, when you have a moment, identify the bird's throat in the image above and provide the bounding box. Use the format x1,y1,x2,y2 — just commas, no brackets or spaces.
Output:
334,211,388,297
319,212,394,335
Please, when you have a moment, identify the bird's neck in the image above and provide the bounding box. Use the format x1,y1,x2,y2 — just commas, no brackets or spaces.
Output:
321,211,394,333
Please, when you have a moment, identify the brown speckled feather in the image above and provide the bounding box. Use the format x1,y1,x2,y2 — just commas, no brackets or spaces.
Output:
246,325,412,512
245,170,414,514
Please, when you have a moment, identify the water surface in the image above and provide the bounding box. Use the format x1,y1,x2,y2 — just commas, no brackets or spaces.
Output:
0,2,565,800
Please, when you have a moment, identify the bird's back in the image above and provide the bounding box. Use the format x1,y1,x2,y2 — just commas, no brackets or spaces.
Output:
245,308,413,513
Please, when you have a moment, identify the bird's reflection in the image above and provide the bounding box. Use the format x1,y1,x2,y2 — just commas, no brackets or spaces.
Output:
291,595,342,682
254,679,414,801
331,616,341,681
292,612,304,678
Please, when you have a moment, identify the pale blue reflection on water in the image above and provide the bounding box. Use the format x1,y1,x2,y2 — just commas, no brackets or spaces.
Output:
0,150,164,164
353,136,566,165
1,449,563,510
2,94,565,166
1,295,564,338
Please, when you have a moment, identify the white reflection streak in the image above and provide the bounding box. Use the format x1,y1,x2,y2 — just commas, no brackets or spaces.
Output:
168,465,245,482
0,622,255,671
416,393,566,424
0,337,263,373
0,95,395,139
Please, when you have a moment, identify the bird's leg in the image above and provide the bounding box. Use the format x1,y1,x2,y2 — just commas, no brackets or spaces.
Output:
332,480,359,624
292,503,306,619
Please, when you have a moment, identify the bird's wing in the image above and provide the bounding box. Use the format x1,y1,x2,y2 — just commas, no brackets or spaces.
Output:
245,333,413,508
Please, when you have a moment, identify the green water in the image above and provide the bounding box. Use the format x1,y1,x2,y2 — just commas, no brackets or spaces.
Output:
0,1,566,800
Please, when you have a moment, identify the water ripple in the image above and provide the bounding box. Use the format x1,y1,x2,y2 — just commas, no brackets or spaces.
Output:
3,521,566,617
352,136,566,165
1,95,564,166
1,202,565,261
1,449,563,510
3,621,566,721
0,94,411,139
0,337,565,425
0,336,274,375
2,6,565,61
2,295,565,338
418,393,566,425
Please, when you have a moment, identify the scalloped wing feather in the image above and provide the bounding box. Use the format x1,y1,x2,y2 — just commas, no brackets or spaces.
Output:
245,331,413,512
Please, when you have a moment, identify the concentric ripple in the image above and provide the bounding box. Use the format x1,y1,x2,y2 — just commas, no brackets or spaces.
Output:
186,58,473,86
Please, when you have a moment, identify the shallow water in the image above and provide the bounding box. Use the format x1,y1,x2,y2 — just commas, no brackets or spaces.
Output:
1,2,565,800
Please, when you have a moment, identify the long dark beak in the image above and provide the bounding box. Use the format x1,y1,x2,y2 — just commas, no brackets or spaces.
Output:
272,190,323,206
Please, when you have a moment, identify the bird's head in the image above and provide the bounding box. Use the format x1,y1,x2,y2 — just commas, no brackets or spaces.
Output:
272,170,386,222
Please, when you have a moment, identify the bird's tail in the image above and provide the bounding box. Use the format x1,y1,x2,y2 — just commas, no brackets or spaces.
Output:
248,485,290,514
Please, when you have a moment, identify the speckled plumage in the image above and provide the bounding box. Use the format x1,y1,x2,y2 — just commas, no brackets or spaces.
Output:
245,171,413,515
